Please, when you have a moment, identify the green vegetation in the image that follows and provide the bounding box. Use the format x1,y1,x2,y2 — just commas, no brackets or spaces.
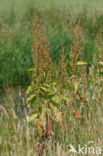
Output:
0,0,103,155
0,0,103,86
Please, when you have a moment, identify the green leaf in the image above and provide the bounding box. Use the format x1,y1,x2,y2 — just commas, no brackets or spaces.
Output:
50,103,56,111
74,82,79,93
60,95,72,102
77,61,88,65
40,86,50,92
26,85,33,95
26,94,36,102
28,113,38,122
27,66,35,71
52,95,61,103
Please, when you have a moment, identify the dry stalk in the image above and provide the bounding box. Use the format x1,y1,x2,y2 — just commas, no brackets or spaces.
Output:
32,13,54,83
0,105,9,119
69,21,83,72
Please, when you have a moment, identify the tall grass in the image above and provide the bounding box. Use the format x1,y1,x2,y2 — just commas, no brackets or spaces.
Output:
0,0,103,86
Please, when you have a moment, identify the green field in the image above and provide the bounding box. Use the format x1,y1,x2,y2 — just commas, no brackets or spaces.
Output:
0,0,103,86
0,0,103,13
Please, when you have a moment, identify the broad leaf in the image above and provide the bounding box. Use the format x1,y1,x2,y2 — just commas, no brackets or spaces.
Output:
28,113,38,122
77,61,87,65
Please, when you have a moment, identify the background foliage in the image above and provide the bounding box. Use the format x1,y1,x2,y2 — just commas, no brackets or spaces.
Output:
0,0,103,86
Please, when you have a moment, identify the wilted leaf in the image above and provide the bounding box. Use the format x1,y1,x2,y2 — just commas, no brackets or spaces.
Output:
50,103,56,111
50,103,62,122
34,119,44,128
72,107,82,120
38,127,44,136
51,131,55,136
98,62,103,66
55,110,63,122
77,91,85,101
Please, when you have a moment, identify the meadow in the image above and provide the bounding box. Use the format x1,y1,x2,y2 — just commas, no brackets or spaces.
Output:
0,0,103,86
0,0,103,155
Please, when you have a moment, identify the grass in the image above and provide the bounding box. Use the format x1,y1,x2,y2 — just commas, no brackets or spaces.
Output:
0,0,103,86
0,60,103,155
0,65,103,155
1,0,103,14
